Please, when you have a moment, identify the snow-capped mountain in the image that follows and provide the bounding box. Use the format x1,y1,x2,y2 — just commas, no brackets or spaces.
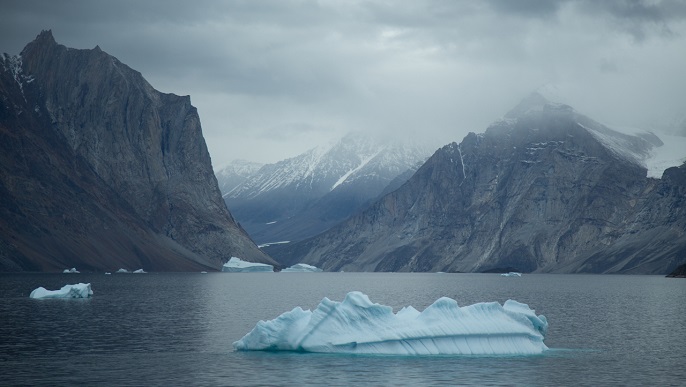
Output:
216,159,263,196
267,93,686,274
223,132,432,244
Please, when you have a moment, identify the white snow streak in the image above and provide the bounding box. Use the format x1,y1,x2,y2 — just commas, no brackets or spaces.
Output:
331,150,383,191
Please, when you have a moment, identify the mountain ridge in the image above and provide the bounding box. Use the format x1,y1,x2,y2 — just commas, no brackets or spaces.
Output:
223,132,431,244
267,97,684,274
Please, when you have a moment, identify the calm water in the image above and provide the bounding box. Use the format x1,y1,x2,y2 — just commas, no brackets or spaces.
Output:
0,272,684,386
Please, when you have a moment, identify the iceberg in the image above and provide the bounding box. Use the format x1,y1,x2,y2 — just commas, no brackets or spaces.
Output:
234,291,548,355
222,257,273,273
116,268,129,273
30,283,93,299
133,269,146,273
62,268,80,273
501,272,522,277
281,263,323,272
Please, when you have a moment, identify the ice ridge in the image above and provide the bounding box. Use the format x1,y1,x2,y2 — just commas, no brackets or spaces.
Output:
234,291,548,355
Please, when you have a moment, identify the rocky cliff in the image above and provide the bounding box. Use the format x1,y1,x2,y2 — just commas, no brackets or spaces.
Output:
0,31,274,271
269,96,685,274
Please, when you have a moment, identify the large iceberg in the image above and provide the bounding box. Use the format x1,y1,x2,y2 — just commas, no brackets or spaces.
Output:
501,272,522,277
281,263,323,272
62,268,80,273
30,283,93,299
234,291,548,355
222,257,274,273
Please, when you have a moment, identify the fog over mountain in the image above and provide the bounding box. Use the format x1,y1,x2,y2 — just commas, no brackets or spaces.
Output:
220,133,431,244
267,94,686,274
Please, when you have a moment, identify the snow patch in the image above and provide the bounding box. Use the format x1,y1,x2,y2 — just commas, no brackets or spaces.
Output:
331,149,383,191
644,133,686,178
257,241,290,248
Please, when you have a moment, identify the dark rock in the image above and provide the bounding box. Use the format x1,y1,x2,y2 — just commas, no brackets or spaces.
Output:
0,31,274,271
269,96,683,274
666,262,686,278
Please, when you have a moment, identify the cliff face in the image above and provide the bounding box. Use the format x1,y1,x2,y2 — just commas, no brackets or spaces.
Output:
0,31,274,271
269,100,684,274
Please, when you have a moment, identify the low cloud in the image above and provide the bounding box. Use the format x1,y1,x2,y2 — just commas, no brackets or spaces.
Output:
1,0,685,168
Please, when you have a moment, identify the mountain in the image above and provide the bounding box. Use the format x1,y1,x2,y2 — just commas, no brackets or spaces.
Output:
0,31,275,272
268,94,686,274
224,133,430,244
216,159,263,195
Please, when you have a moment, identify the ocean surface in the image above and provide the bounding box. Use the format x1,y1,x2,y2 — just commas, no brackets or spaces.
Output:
0,272,684,386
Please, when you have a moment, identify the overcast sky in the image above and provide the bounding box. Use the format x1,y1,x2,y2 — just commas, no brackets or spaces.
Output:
1,0,685,169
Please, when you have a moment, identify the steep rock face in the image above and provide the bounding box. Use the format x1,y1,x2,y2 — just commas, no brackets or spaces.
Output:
0,31,273,271
270,100,681,274
225,133,429,244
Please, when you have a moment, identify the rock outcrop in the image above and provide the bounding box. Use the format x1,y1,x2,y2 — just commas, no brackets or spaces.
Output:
0,31,274,271
269,96,685,274
666,262,686,278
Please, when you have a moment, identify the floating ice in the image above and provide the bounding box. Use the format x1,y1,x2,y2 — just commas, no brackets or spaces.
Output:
222,257,274,272
281,263,323,272
501,272,522,277
116,268,129,273
133,269,146,274
234,291,548,355
30,283,93,299
62,268,80,273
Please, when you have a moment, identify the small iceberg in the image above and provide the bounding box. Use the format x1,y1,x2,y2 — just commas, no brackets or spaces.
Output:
281,263,323,272
133,269,146,274
116,268,129,273
105,272,111,275
234,291,548,355
222,257,273,273
30,283,93,299
62,268,80,274
501,272,522,277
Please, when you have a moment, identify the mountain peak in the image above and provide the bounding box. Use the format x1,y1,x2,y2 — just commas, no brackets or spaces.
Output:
34,30,56,47
504,92,551,119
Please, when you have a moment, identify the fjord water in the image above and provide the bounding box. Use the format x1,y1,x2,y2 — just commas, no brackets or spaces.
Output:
0,273,683,386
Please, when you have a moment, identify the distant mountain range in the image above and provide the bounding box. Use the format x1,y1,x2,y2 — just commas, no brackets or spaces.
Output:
267,93,686,274
217,133,431,244
0,31,274,271
216,159,263,195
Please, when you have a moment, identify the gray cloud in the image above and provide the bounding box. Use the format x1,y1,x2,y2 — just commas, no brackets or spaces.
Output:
1,0,685,167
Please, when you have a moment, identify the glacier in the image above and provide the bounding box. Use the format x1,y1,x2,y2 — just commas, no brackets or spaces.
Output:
234,291,548,355
281,263,323,272
222,257,274,272
30,283,93,299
